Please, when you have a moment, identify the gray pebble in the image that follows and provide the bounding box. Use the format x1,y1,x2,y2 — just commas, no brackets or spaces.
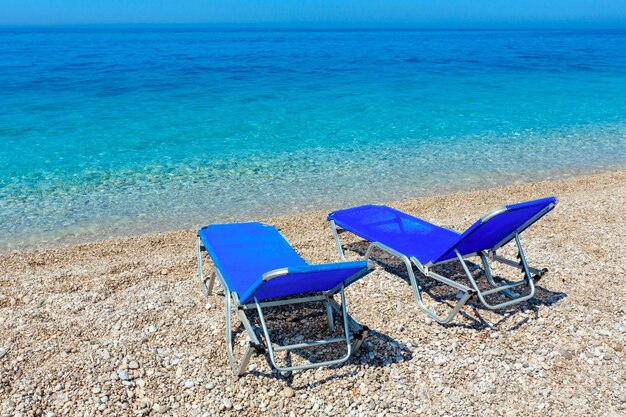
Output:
222,398,233,410
152,404,169,414
559,348,573,360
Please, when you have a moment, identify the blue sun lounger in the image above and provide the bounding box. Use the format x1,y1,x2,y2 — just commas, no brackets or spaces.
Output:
328,197,556,324
196,222,372,375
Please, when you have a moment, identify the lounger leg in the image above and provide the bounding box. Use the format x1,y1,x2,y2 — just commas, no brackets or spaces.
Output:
201,243,263,377
490,252,548,279
481,253,521,299
253,285,356,373
326,300,335,332
364,242,472,324
513,233,536,298
411,267,474,324
486,251,548,298
454,233,536,310
207,272,216,296
330,220,347,261
223,287,259,376
327,298,369,353
197,237,217,296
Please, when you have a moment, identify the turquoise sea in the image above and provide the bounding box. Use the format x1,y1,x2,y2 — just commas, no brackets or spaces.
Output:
1,28,625,251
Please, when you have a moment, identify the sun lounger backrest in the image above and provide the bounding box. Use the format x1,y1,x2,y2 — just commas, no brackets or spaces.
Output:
239,261,369,303
433,197,556,264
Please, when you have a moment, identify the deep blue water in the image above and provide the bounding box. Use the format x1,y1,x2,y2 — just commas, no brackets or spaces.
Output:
1,29,625,250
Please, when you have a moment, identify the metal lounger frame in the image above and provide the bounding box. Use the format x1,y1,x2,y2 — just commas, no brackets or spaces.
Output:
329,204,551,324
196,237,369,376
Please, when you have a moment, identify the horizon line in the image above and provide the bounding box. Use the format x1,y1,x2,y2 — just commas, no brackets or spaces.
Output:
2,23,626,31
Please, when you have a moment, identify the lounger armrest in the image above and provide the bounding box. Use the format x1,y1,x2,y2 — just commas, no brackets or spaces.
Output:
262,268,290,281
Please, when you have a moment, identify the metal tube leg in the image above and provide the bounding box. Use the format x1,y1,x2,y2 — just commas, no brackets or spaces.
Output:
338,286,352,355
223,288,255,376
224,288,237,371
204,250,262,377
197,237,210,296
455,243,535,310
330,220,347,261
365,242,471,324
514,233,536,298
197,237,216,296
207,271,216,296
481,253,520,299
254,287,354,373
492,254,547,277
327,298,369,353
326,300,335,332
481,253,499,288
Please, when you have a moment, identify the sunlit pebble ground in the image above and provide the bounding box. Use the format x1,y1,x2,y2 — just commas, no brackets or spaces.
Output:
0,170,625,417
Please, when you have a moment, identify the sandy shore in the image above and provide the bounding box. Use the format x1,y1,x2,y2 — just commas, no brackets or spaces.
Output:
1,170,625,416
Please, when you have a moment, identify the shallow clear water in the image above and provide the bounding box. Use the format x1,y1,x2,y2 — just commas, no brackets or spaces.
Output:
1,29,625,251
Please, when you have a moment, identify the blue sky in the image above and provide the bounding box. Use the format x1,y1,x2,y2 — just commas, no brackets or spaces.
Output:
2,0,625,28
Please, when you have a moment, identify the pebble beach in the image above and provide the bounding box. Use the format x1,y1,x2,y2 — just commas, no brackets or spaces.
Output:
1,169,625,416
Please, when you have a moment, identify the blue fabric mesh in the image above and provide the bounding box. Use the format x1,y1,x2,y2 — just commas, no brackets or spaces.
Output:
198,222,368,302
433,197,556,263
328,205,461,264
198,223,307,298
328,197,556,265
